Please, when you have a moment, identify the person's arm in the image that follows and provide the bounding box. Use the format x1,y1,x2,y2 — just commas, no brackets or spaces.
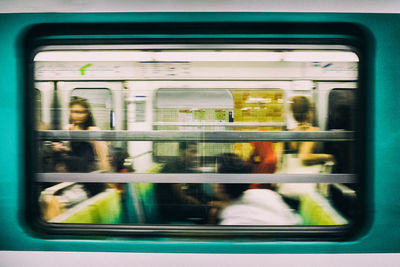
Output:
51,124,72,152
273,142,284,172
162,160,202,205
298,127,334,165
88,126,111,172
172,184,202,205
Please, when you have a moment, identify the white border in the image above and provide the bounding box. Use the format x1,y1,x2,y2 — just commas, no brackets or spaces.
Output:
1,251,400,267
1,0,400,13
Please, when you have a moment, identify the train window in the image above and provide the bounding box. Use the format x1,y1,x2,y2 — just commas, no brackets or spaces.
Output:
31,45,361,238
71,88,113,130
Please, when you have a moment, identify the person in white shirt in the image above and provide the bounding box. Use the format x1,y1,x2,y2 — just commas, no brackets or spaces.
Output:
217,153,302,225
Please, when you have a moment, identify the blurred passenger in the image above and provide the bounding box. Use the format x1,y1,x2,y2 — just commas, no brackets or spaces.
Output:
247,140,278,190
249,141,277,173
155,142,211,224
290,96,334,166
110,147,134,173
217,153,301,225
66,96,110,172
109,147,134,192
108,147,135,223
52,96,110,196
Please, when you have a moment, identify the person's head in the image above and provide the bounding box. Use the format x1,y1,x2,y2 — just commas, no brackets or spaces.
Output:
290,96,315,123
178,142,198,167
218,153,252,199
69,96,95,129
110,147,133,172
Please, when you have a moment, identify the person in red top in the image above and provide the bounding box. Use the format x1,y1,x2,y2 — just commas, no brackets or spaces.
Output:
248,138,278,190
249,141,277,174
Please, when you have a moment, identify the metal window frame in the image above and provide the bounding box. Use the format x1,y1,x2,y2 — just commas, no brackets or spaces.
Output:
25,22,370,239
38,130,354,141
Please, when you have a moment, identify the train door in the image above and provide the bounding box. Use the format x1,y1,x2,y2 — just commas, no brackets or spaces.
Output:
315,82,357,218
315,82,357,131
34,82,54,129
315,82,356,171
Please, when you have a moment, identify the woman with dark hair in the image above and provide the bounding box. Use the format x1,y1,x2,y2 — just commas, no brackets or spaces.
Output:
290,96,334,165
68,96,96,129
216,153,301,225
52,96,110,196
42,97,112,220
66,96,110,173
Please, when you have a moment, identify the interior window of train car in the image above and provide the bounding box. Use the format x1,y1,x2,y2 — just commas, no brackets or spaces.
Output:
71,88,114,130
31,44,361,238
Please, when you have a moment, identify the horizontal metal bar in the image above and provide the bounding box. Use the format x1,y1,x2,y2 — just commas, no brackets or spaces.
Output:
37,130,354,142
153,122,285,127
44,222,352,237
36,173,356,183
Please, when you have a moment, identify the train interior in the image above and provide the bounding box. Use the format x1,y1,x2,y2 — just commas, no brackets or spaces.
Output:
34,47,358,228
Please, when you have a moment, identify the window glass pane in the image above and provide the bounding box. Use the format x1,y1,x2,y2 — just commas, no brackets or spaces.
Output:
39,182,351,225
33,47,359,232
